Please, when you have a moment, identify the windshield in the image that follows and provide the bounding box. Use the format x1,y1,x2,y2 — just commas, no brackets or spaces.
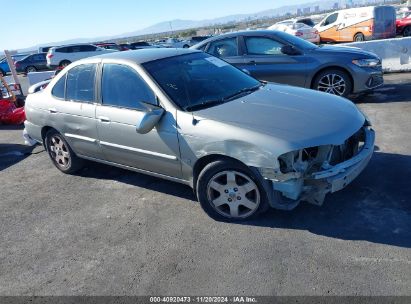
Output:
275,31,318,50
143,52,261,111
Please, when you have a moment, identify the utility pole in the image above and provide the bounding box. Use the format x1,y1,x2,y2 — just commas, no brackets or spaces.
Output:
4,50,22,97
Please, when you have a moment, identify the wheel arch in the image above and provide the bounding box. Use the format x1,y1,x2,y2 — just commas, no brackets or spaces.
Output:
310,66,354,93
192,154,249,194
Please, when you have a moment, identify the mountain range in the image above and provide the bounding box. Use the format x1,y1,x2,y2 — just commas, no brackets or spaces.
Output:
12,0,384,53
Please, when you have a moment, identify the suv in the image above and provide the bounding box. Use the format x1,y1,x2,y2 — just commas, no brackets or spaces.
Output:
46,44,117,68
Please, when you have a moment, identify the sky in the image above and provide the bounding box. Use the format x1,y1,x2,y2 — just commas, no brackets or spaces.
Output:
1,0,313,50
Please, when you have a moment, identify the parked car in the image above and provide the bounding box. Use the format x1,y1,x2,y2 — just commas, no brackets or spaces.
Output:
396,11,411,37
24,49,375,221
161,38,190,48
315,6,396,42
46,44,117,68
0,57,10,76
191,30,383,97
0,53,37,76
15,53,52,73
188,36,212,46
95,43,128,51
268,21,320,44
128,41,159,50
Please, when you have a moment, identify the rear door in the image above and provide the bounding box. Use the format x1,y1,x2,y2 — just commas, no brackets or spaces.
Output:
95,63,181,178
241,35,307,87
205,37,245,66
48,62,103,159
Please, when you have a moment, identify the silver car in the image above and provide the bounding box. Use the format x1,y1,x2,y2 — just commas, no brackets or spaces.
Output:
24,49,375,221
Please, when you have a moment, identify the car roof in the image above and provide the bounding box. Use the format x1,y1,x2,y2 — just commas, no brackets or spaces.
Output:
194,30,281,45
82,48,201,64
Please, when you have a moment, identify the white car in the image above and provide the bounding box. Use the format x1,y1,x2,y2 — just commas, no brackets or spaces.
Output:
160,38,190,48
46,44,117,68
268,21,320,44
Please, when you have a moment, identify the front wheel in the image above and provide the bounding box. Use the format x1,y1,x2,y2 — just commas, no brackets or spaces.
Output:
196,159,269,221
45,130,84,174
26,66,37,73
354,33,365,42
403,26,411,37
313,69,352,98
59,60,71,68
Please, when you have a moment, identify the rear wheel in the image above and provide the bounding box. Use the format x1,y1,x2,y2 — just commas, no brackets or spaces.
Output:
59,60,71,68
196,159,269,221
313,69,352,98
45,130,83,174
354,33,365,42
26,66,37,73
403,26,411,37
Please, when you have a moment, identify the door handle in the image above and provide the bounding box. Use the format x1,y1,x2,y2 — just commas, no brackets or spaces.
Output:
98,116,111,123
48,108,57,114
247,60,256,65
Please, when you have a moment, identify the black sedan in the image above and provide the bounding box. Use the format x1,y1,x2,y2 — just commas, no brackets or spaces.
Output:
15,53,52,74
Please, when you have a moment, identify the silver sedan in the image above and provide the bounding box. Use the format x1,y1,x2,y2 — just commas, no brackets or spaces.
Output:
24,49,375,221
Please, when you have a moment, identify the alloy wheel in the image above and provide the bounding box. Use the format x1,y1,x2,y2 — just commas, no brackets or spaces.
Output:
207,170,260,219
27,66,36,73
317,73,346,96
49,136,70,169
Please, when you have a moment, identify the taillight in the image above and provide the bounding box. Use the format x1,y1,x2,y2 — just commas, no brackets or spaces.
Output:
47,54,53,59
295,31,303,37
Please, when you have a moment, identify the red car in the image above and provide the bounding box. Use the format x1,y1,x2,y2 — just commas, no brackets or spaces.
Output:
396,11,411,37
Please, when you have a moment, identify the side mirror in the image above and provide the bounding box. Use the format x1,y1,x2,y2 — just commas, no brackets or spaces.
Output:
281,45,300,56
136,106,165,134
242,68,251,75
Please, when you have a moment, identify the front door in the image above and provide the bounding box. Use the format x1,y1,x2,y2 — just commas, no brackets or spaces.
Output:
317,12,340,42
95,63,182,178
241,36,307,87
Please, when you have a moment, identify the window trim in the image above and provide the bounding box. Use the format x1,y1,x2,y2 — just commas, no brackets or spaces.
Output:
205,36,241,58
243,35,287,56
99,63,158,111
63,63,98,103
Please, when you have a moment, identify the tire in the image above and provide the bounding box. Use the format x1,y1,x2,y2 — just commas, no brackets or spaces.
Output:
312,69,352,98
354,33,365,42
26,66,37,73
403,26,411,37
45,129,84,174
59,60,71,68
196,159,269,221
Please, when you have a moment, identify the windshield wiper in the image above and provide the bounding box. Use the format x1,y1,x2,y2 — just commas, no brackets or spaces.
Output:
185,99,226,111
184,84,262,112
222,84,263,101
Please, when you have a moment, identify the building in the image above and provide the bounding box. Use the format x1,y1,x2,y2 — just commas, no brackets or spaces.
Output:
303,7,311,14
297,8,302,16
314,6,320,13
333,2,339,10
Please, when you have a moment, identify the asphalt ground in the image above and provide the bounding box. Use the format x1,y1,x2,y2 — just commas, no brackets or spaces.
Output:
0,73,410,296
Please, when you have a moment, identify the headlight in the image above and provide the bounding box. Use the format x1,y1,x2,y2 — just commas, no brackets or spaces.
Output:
352,58,381,67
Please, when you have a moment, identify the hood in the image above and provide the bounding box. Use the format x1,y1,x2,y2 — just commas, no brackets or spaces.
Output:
194,84,365,150
313,45,379,59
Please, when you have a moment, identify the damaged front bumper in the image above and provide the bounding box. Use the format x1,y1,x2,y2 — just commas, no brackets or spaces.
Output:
264,127,375,210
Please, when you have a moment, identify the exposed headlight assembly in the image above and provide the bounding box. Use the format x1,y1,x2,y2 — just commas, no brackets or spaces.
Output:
352,58,381,67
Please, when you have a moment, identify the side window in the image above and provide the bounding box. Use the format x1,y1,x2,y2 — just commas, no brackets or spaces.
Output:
207,37,238,58
324,13,338,26
197,43,208,52
70,46,81,53
245,37,285,55
51,74,66,99
80,45,97,52
102,64,156,109
66,64,96,102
